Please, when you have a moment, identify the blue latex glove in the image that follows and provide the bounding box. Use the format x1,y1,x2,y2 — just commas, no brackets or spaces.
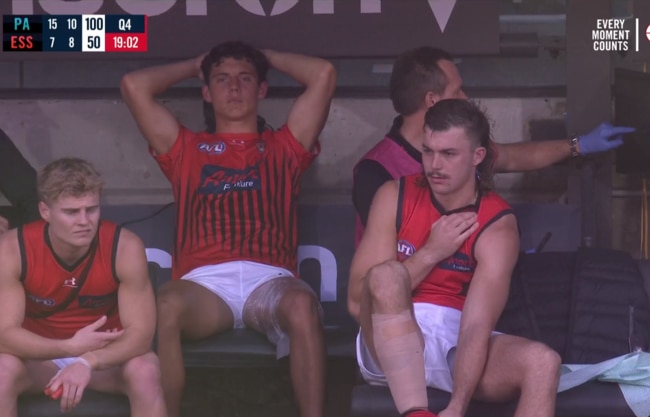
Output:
579,122,636,155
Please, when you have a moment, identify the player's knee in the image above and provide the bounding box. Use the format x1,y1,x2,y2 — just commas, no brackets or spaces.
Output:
280,289,322,331
0,354,25,394
365,261,410,303
122,352,162,397
526,342,561,378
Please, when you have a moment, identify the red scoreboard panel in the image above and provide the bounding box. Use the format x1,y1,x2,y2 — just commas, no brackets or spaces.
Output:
2,14,147,52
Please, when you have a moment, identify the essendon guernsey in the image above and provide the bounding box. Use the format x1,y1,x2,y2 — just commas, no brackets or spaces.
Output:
20,220,122,339
154,125,318,280
396,174,514,311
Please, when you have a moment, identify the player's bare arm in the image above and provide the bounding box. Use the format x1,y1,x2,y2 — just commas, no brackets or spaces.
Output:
263,49,336,151
348,180,400,321
442,214,519,416
120,56,204,155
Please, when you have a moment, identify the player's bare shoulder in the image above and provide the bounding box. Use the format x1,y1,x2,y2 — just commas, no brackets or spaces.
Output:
115,227,146,258
114,227,148,278
372,179,400,209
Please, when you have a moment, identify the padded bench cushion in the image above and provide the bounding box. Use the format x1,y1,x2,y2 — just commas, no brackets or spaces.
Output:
18,391,129,417
182,327,357,368
350,382,635,417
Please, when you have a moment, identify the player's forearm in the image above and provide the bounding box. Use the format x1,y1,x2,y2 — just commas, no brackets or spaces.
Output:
446,324,492,415
494,140,570,173
402,248,443,289
81,327,152,370
262,49,335,89
121,58,198,97
0,328,74,359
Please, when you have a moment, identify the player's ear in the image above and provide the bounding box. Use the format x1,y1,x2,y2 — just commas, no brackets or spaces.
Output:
424,91,443,109
38,201,50,222
202,85,212,103
258,80,268,99
473,146,486,166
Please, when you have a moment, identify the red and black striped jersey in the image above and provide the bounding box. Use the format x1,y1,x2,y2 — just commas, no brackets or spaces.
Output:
154,124,318,280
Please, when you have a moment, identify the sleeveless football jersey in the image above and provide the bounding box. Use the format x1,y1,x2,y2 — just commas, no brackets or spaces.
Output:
154,124,317,280
353,117,500,248
20,220,122,339
396,174,514,310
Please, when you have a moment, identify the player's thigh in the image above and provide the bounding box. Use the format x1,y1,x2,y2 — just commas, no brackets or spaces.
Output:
86,352,159,394
157,279,234,339
16,359,59,393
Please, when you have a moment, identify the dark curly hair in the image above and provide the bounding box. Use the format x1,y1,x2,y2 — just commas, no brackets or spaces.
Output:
200,41,269,84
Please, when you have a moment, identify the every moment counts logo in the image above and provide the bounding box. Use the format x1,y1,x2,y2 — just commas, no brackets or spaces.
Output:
592,18,649,52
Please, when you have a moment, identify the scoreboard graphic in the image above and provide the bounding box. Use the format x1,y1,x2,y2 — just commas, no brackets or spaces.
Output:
2,15,147,52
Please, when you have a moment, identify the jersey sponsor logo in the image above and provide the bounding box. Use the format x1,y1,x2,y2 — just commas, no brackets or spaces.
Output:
78,293,116,309
438,252,474,273
397,239,415,260
198,142,226,155
199,164,261,194
63,277,78,288
26,293,55,307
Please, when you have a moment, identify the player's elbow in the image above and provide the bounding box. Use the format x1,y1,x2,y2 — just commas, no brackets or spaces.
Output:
119,72,146,102
314,62,337,98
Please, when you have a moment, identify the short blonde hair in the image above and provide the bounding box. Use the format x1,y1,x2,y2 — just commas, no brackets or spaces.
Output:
38,158,104,204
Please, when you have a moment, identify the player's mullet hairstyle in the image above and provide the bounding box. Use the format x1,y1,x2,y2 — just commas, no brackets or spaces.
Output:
423,99,495,191
200,40,270,84
38,157,104,204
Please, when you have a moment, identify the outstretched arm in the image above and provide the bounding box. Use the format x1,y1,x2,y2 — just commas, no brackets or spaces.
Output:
263,49,336,151
493,122,635,172
121,56,204,155
441,214,519,416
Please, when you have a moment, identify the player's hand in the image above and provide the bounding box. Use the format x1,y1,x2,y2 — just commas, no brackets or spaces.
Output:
0,215,9,235
423,212,479,261
66,316,123,356
578,122,636,155
46,359,92,412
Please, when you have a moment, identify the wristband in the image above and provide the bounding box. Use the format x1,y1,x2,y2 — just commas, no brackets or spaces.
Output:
74,357,92,370
569,136,580,157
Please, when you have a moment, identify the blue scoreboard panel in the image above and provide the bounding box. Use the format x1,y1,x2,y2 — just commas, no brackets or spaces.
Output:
3,14,147,52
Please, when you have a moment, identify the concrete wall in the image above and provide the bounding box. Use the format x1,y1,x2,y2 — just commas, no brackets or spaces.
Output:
0,96,567,204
